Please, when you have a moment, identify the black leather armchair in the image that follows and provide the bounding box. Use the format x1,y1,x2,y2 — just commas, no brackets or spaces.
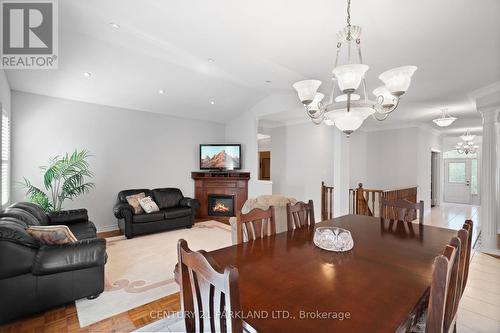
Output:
0,202,107,324
113,188,200,238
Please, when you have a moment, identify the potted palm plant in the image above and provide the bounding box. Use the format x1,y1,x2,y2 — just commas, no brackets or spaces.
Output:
19,149,95,212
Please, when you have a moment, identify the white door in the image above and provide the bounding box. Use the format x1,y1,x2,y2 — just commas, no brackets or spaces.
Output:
444,159,471,204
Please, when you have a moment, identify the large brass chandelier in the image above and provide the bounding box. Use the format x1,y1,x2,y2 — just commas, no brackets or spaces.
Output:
292,0,417,136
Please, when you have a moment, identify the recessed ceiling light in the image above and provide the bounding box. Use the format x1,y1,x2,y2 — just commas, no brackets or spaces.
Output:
83,72,91,78
110,22,120,29
265,80,272,83
158,89,165,94
210,101,215,105
207,58,215,62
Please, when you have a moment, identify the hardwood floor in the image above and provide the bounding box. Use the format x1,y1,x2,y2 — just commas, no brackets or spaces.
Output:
0,293,180,333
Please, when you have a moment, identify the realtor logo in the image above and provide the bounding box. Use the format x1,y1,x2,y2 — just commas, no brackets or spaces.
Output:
0,0,58,69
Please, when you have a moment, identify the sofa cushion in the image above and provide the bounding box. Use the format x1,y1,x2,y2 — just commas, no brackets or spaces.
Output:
139,196,160,213
132,211,165,224
152,188,183,209
26,225,78,245
0,218,39,248
126,193,145,215
67,221,97,240
0,208,40,226
163,207,191,219
118,189,152,203
8,202,49,225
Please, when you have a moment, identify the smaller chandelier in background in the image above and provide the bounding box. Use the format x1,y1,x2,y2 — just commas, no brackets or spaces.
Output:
432,108,456,127
456,129,479,155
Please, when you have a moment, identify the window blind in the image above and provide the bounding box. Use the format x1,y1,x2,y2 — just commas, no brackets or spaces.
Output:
2,110,10,206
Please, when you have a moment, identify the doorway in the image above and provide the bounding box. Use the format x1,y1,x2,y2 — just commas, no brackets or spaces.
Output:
257,132,271,181
259,151,271,180
444,157,478,204
430,151,439,207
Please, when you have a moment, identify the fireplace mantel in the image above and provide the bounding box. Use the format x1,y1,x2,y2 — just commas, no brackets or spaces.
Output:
191,171,250,223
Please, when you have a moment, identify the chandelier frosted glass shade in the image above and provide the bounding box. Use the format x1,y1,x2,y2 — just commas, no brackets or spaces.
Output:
460,129,475,142
432,117,456,127
378,66,417,96
432,108,456,127
325,106,375,136
292,80,322,105
307,93,325,117
372,86,397,108
332,64,369,93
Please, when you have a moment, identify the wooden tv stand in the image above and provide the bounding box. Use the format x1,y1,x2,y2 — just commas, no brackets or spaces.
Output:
191,171,250,223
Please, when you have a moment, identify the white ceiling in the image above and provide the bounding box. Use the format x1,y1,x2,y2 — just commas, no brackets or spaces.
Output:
6,0,500,130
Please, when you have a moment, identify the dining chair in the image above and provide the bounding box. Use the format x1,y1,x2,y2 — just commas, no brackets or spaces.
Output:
236,206,276,244
177,239,256,333
413,236,461,333
460,220,473,293
286,200,315,230
380,198,424,224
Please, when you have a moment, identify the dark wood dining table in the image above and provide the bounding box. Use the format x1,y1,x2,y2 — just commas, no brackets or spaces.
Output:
201,214,457,333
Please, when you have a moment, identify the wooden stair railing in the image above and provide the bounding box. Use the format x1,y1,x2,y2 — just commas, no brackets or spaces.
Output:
349,183,418,218
321,181,334,220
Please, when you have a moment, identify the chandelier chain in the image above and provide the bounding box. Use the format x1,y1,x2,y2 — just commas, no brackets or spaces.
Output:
347,0,351,27
346,0,352,41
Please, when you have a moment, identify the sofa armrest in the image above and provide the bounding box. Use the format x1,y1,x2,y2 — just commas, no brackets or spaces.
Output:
179,197,200,211
32,238,106,276
113,202,134,219
47,209,88,225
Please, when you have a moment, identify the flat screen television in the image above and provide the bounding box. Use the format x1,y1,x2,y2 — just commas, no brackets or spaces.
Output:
200,144,241,170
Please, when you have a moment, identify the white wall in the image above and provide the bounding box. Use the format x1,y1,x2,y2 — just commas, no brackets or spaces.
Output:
11,91,225,231
257,137,271,152
0,70,11,207
225,93,300,198
349,126,442,212
416,127,442,211
270,123,335,220
348,130,368,189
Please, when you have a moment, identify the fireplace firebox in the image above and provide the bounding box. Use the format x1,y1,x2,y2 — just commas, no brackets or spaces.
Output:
208,194,235,217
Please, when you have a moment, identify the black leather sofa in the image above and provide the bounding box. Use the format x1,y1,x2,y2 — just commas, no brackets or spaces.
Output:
113,188,200,239
0,202,107,324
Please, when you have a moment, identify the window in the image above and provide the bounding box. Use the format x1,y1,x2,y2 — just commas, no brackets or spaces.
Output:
2,109,10,206
448,162,465,183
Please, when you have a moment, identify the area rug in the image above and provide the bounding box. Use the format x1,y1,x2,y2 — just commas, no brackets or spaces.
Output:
75,220,232,327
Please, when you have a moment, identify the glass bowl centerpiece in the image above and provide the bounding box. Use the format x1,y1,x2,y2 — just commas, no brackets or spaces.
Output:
314,227,354,252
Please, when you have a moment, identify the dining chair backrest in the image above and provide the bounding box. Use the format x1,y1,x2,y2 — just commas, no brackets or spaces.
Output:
380,198,424,224
461,220,473,292
321,182,334,220
177,239,243,333
286,200,315,230
236,206,276,244
443,237,462,332
426,237,461,333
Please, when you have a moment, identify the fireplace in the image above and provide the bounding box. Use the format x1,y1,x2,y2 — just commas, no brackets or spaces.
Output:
192,171,250,222
208,194,235,217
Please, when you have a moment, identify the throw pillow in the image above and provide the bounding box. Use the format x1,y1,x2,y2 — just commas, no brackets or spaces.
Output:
126,192,145,214
26,225,78,245
139,196,160,214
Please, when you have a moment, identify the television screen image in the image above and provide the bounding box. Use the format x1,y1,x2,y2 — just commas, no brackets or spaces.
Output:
200,144,241,170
